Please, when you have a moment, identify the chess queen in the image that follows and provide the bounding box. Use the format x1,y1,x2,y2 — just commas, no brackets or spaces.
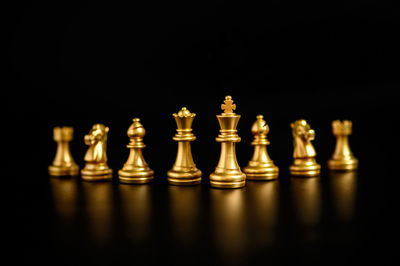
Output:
289,119,321,177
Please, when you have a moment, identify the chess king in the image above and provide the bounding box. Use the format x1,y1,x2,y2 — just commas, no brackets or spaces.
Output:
244,115,279,180
209,96,246,188
81,123,113,181
118,118,154,184
167,107,202,185
48,126,79,176
289,119,321,176
327,120,358,170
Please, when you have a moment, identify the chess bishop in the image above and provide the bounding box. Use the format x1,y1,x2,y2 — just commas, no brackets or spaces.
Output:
244,115,279,180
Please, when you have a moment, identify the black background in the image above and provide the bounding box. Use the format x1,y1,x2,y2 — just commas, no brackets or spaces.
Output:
5,0,398,265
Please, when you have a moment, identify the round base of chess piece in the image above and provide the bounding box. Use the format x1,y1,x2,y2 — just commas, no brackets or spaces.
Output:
167,169,202,185
210,171,246,189
244,163,279,180
81,164,113,181
290,159,321,177
118,169,154,184
327,157,358,171
48,164,79,177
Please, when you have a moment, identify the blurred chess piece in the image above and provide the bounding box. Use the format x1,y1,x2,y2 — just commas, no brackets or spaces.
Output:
81,124,112,181
328,120,358,170
48,127,79,176
167,107,202,185
244,115,279,180
210,96,246,188
289,119,321,176
118,118,154,184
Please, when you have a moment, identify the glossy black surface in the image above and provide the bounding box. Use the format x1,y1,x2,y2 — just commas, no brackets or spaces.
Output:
6,1,397,265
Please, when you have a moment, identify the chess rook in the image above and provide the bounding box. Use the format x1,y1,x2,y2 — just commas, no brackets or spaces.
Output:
210,96,246,188
244,115,279,180
289,119,321,177
328,120,358,170
48,127,79,176
81,124,113,181
167,107,202,185
118,118,154,184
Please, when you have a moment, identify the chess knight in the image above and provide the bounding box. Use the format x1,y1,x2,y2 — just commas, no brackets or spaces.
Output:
244,115,279,180
327,120,358,170
118,118,154,184
289,119,321,176
48,126,79,176
81,123,113,181
167,107,202,185
210,96,246,188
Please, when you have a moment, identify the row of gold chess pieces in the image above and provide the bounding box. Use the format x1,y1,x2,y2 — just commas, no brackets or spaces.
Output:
49,96,358,188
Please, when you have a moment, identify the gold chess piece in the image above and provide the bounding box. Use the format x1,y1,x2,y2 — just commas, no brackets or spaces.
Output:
327,120,358,170
48,127,79,176
118,118,154,184
289,119,321,177
210,96,246,188
244,115,279,180
81,124,113,181
167,107,202,185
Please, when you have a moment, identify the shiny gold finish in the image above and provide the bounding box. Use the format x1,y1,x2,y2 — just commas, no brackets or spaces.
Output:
48,127,79,176
210,96,246,188
289,119,321,176
328,120,358,170
244,115,279,180
81,124,112,181
167,107,202,185
118,118,154,184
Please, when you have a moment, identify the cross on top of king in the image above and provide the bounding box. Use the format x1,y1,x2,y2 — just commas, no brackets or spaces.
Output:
221,95,236,114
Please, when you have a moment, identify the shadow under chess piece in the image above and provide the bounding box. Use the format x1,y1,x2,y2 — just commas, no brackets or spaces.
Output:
289,119,321,177
118,118,154,184
48,127,79,177
81,124,112,181
328,120,358,170
210,96,246,188
244,115,279,180
167,107,202,185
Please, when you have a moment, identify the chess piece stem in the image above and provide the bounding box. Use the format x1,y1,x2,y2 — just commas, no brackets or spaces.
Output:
289,119,321,177
210,96,246,188
168,107,202,185
81,124,112,181
244,115,279,180
327,120,358,170
48,127,79,176
119,118,154,184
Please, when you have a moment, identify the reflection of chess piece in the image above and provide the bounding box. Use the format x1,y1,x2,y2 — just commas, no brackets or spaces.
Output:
119,118,154,184
48,127,79,176
244,115,278,180
210,96,246,188
167,107,202,185
329,171,357,222
328,120,358,170
81,124,112,181
289,119,321,176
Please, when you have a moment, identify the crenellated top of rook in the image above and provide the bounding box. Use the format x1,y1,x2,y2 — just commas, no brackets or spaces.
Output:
332,120,352,136
53,126,74,142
